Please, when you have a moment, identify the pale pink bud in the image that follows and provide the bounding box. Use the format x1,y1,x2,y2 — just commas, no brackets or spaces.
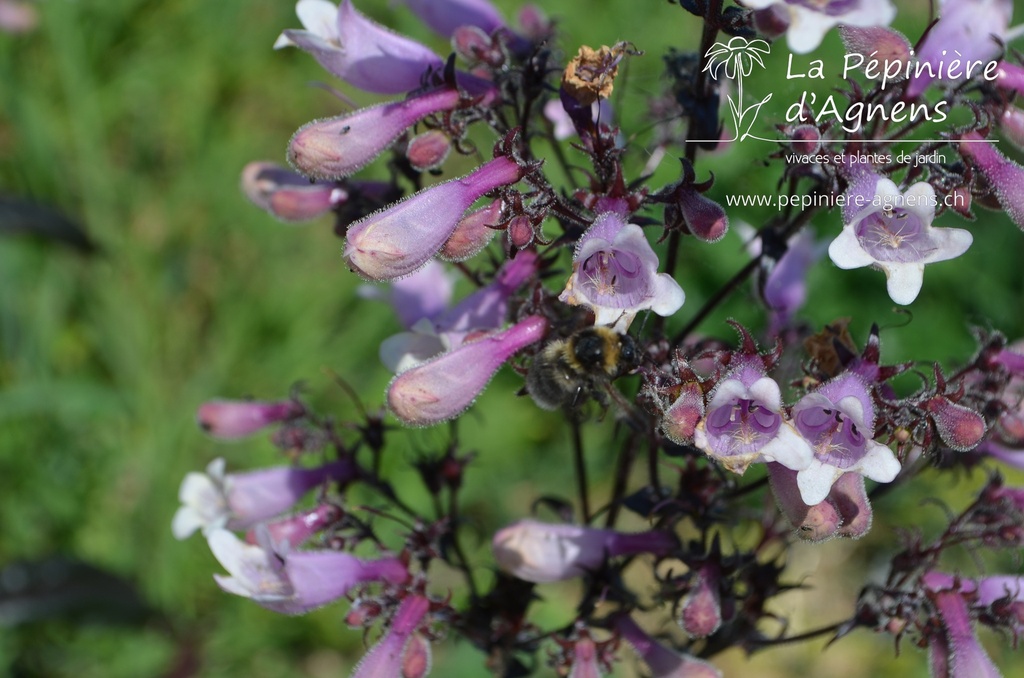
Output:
288,87,470,181
661,381,705,445
260,504,342,549
959,130,1024,230
438,199,500,261
666,189,728,243
924,396,986,451
789,124,821,154
568,637,605,678
344,156,525,281
506,214,534,249
995,61,1024,97
615,615,722,678
406,130,452,171
196,399,302,439
678,564,722,638
999,107,1024,150
838,26,912,82
241,162,347,222
492,519,676,583
402,633,432,678
387,315,546,426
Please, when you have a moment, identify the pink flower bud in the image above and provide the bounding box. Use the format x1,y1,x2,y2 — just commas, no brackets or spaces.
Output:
665,188,728,243
406,129,452,171
387,315,546,426
196,399,302,439
768,463,841,542
661,381,705,445
241,162,347,222
288,87,470,181
995,61,1024,97
438,199,500,261
999,107,1024,150
838,25,912,82
788,124,821,154
259,504,342,549
958,131,1024,231
506,214,534,249
567,637,605,678
402,633,432,678
678,564,722,638
924,396,986,451
492,519,676,583
344,155,525,281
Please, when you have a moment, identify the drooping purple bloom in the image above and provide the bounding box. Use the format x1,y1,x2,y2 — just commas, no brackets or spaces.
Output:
491,519,676,583
208,528,409,615
196,399,303,439
275,0,444,95
559,212,684,331
828,172,972,305
790,373,900,506
959,131,1024,231
386,314,546,426
614,615,723,678
344,155,525,280
906,0,1015,98
289,86,490,181
377,252,538,373
351,595,432,678
922,573,1005,678
693,358,812,475
172,457,356,539
769,463,874,540
398,0,505,39
740,0,895,54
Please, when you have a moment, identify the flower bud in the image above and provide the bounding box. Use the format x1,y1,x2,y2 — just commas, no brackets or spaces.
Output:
241,162,347,222
387,315,546,426
352,595,432,678
768,463,841,542
196,399,302,439
999,107,1024,150
406,129,452,171
506,214,534,249
678,564,722,638
788,124,821,154
259,504,342,549
996,61,1024,97
665,188,728,243
923,396,986,451
492,519,676,583
661,381,705,445
438,199,500,261
345,155,526,281
288,87,468,181
958,131,1024,231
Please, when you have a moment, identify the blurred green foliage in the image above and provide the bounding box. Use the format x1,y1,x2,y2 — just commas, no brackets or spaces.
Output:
1,0,1022,676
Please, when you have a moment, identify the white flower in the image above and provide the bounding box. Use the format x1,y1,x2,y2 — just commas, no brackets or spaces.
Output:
172,458,230,539
742,0,896,54
828,178,972,305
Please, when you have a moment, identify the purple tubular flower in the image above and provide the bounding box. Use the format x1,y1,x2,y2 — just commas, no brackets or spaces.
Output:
208,528,409,615
359,260,456,330
560,212,685,331
906,0,1013,98
288,86,478,181
399,0,505,38
379,252,538,372
491,519,677,583
241,162,348,223
352,595,431,678
693,358,812,475
172,457,356,539
275,0,444,95
923,573,1004,678
614,615,723,678
762,228,819,330
386,314,546,426
196,399,303,439
344,155,525,281
767,462,842,541
959,131,1024,231
791,373,900,506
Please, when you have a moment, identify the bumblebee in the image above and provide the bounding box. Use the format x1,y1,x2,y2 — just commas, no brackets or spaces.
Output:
526,327,640,411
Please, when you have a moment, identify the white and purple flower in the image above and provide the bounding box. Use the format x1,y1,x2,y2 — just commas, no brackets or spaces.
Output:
828,173,973,305
740,0,895,54
559,212,685,331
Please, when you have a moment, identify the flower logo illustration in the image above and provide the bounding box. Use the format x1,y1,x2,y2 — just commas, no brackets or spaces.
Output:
703,36,773,142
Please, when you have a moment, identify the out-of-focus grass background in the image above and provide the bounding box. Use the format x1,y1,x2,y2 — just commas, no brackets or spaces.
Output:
1,0,1023,676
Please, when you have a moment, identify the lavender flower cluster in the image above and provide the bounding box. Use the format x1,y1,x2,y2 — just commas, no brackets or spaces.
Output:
177,0,1024,676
